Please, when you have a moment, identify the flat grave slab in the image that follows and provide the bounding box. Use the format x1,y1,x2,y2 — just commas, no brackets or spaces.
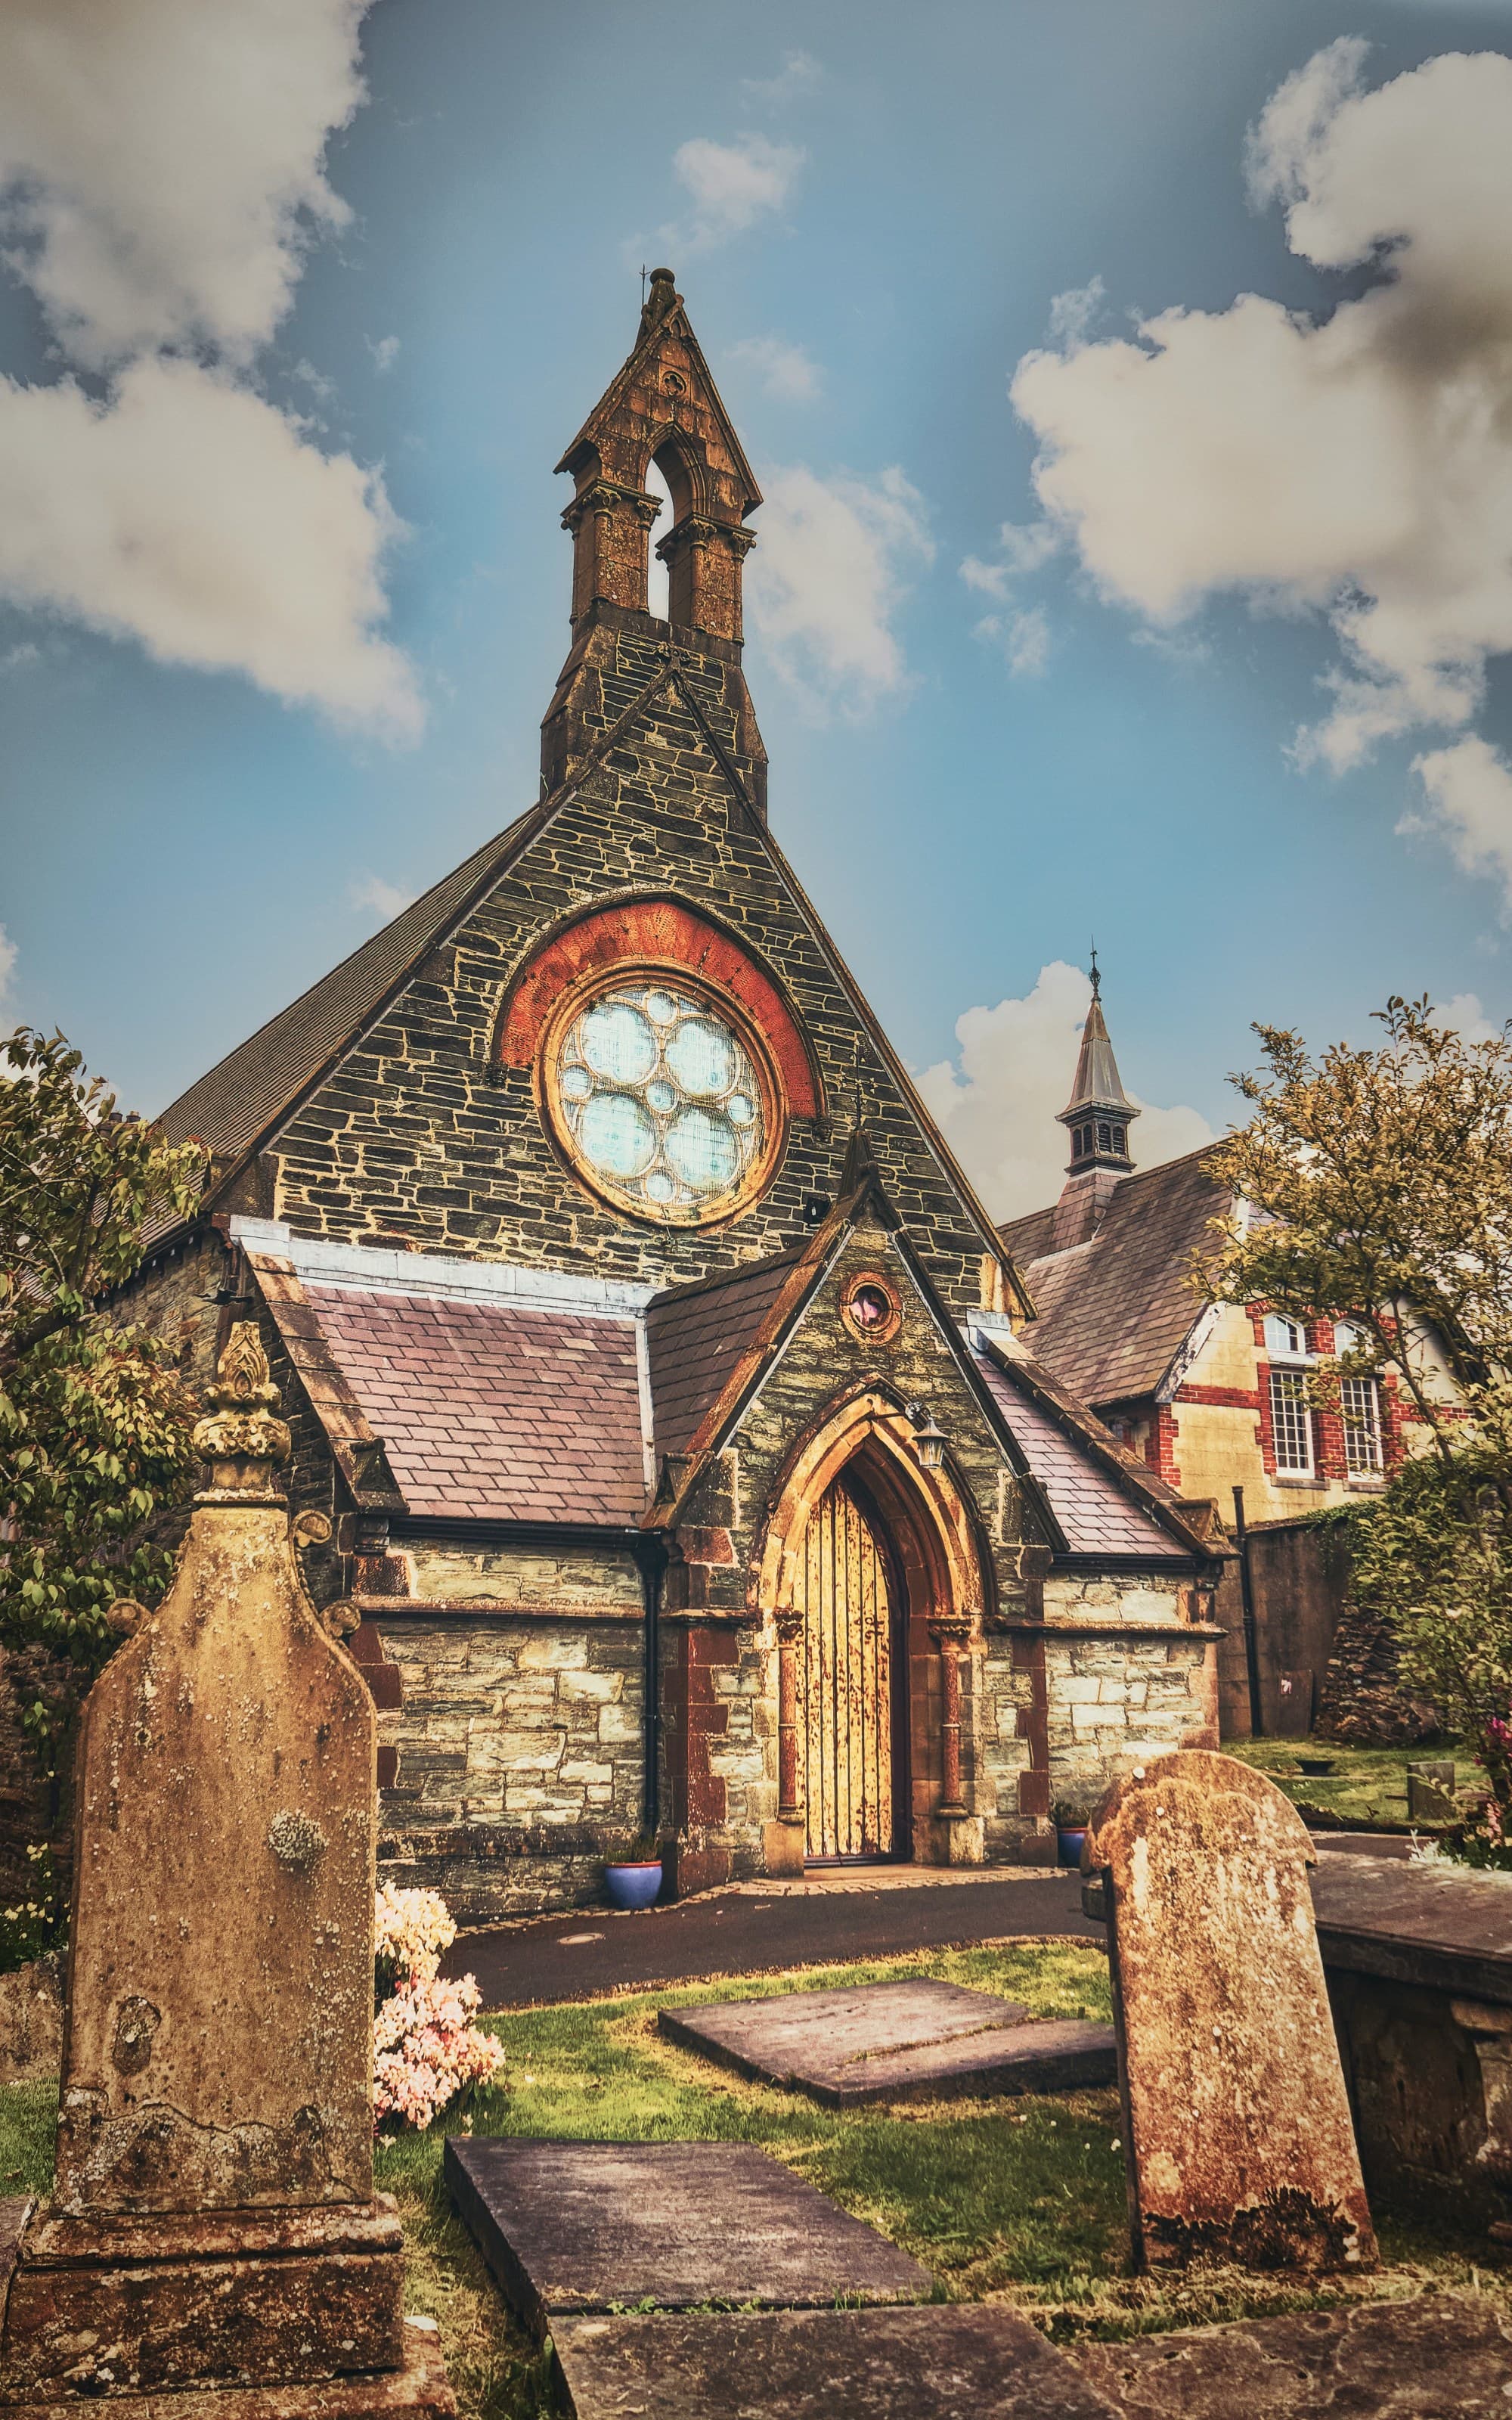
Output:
1075,2290,1512,2417
658,1978,1117,2106
445,2138,931,2333
552,2306,1120,2420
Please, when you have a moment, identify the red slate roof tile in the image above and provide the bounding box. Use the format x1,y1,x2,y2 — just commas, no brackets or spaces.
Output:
973,1348,1192,1562
302,1284,647,1525
644,1250,805,1460
999,1146,1232,1410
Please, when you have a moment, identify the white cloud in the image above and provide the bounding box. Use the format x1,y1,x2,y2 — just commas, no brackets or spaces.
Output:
0,357,420,740
973,603,1052,678
0,0,419,740
668,134,804,251
745,464,934,713
916,960,1214,1221
367,334,401,374
724,335,823,403
0,0,367,369
1046,277,1107,350
1008,42,1512,780
349,871,414,922
1408,735,1512,912
0,924,15,1006
1430,990,1500,1044
741,51,823,106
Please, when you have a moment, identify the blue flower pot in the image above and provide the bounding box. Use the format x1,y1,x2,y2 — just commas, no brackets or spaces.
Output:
1056,1826,1088,1869
604,1860,662,1911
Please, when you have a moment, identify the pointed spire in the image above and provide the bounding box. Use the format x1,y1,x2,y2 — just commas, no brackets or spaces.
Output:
1058,958,1138,1187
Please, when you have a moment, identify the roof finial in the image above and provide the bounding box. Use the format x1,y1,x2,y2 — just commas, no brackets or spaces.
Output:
1089,939,1100,998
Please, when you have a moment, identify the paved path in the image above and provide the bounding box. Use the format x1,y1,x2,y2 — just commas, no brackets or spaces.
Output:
451,1871,1096,2009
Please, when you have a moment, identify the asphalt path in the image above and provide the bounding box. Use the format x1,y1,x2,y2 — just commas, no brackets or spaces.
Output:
451,1872,1098,2010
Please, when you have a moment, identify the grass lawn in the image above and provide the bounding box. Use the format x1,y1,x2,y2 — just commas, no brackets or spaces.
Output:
2,1937,1506,2420
1224,1733,1476,1826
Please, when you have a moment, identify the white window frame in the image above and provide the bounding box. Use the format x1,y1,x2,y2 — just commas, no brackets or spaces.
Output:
1269,1364,1315,1477
1264,1314,1310,1362
1340,1375,1383,1477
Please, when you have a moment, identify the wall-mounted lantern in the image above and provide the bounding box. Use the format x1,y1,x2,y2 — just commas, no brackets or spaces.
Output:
907,1403,947,1472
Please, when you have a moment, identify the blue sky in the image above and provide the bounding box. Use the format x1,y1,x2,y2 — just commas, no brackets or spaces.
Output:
5,0,1512,1215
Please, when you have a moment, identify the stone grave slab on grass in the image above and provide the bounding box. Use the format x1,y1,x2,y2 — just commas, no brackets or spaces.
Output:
445,2139,931,2333
1074,2290,1512,2417
550,2307,1122,2420
658,1978,1117,2106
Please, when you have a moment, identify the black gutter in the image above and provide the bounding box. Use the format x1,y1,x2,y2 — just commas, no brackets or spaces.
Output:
633,1534,669,1838
1232,1485,1265,1736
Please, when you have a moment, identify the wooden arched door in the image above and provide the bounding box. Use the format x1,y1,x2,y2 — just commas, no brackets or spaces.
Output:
796,1476,906,1861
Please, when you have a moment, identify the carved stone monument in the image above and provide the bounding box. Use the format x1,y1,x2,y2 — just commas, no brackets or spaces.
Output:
1085,1748,1377,2273
0,1326,453,2415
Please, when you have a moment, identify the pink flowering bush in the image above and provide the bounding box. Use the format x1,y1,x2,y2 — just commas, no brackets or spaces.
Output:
373,1884,503,2131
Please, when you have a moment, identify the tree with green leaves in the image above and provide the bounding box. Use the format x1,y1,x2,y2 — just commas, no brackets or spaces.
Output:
1203,997,1512,1860
1,1029,207,1959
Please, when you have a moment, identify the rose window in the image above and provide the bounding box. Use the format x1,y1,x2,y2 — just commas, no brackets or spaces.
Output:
549,981,772,1222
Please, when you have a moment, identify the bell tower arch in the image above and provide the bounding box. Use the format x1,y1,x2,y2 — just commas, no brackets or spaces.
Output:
542,268,769,810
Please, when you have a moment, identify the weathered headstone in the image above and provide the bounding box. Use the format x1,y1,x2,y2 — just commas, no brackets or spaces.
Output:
1085,1748,1376,2273
1406,1760,1458,1826
0,1326,453,2416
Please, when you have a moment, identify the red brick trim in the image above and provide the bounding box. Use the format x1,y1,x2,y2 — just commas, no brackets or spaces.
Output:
1144,1404,1180,1491
1174,1382,1259,1410
494,896,822,1115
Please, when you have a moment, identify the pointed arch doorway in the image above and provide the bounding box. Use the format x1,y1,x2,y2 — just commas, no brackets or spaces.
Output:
794,1474,906,1863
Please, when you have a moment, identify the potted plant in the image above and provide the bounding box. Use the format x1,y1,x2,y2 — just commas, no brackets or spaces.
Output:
603,1829,665,1912
1052,1798,1094,1869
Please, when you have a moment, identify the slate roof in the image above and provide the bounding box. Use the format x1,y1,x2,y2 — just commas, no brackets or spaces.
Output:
1001,1146,1232,1410
645,1250,804,1460
973,1345,1195,1562
302,1283,647,1526
156,817,549,1161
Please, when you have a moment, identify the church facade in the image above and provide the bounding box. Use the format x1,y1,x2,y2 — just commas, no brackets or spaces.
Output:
120,274,1224,1918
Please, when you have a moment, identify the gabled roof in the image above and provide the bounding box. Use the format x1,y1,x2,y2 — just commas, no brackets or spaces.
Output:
156,811,552,1160
1000,1145,1232,1410
645,1249,805,1462
238,1218,1211,1565
973,1334,1208,1562
147,653,1030,1310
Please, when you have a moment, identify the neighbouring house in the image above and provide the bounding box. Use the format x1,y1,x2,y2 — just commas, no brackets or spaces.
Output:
999,967,1461,1739
107,271,1225,1918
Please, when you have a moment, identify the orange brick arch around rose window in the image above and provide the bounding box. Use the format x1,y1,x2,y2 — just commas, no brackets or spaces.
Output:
492,897,824,1117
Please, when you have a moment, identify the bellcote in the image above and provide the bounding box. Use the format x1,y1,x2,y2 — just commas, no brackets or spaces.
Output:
555,268,761,644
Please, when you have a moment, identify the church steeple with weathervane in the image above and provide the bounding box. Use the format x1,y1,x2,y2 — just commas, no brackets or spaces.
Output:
1052,953,1139,1247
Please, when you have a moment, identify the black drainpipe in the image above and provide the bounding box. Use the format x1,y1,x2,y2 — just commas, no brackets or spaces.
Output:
1232,1485,1265,1737
632,1534,669,1838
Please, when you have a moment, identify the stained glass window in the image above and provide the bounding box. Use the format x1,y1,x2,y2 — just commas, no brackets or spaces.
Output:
552,981,768,1221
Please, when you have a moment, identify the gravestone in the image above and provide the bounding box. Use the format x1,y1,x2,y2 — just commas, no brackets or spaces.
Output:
552,2307,1122,2420
445,2138,931,2333
0,1327,453,2417
660,1979,1115,2105
1084,1748,1376,2273
1406,1760,1458,1826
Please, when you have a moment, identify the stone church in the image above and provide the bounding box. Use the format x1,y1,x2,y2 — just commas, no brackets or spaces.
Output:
120,272,1224,1917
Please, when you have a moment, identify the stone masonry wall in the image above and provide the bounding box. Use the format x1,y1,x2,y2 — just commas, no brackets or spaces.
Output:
267,627,1003,1323
372,1612,645,1922
1042,1575,1218,1815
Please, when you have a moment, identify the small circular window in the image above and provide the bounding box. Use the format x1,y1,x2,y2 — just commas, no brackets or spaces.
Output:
840,1272,902,1345
545,977,778,1224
